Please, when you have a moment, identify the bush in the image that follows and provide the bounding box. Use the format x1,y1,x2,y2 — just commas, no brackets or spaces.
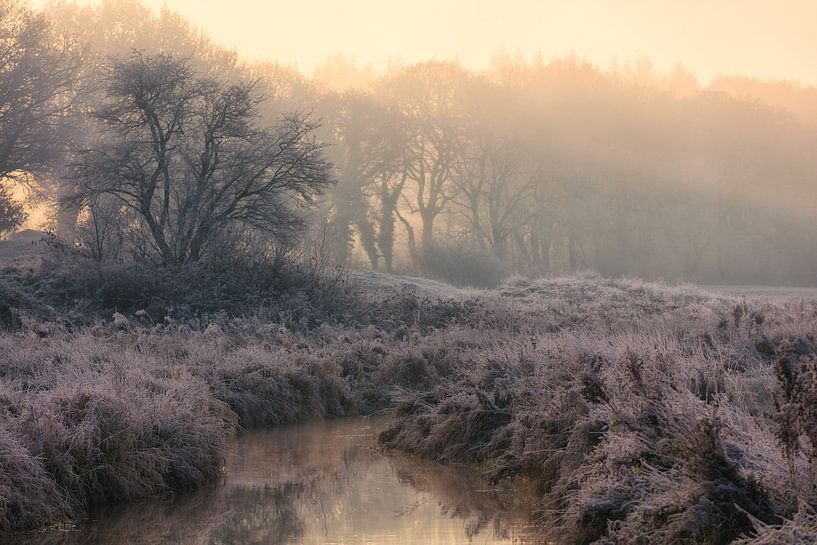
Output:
22,251,351,326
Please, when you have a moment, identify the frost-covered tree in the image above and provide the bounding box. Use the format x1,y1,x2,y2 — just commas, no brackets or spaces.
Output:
0,0,79,181
70,53,331,265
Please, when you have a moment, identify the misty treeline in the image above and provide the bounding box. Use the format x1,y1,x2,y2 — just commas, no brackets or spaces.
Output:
3,0,817,285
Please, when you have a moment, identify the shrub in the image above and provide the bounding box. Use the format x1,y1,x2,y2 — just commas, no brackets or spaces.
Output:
25,252,351,325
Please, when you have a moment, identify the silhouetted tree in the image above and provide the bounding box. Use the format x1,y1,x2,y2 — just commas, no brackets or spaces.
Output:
0,0,80,180
0,185,25,237
380,62,471,259
70,53,331,265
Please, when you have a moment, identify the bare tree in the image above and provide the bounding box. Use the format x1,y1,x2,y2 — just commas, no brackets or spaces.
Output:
318,91,385,267
0,0,79,235
0,0,79,180
70,52,331,265
374,169,408,272
381,62,470,258
454,133,530,261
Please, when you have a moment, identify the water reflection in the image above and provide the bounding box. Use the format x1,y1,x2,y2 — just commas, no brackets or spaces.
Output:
20,418,543,545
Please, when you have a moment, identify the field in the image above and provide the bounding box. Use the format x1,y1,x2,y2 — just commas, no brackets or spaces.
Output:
1,256,816,544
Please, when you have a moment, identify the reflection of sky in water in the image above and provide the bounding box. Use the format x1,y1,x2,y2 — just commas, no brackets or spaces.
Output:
22,418,544,545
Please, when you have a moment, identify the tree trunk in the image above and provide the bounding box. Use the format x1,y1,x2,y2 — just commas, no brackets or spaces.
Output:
420,210,434,257
378,209,396,273
396,209,418,264
356,218,379,270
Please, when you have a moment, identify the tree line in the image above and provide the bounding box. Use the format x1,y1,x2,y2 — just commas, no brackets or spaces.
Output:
3,0,817,286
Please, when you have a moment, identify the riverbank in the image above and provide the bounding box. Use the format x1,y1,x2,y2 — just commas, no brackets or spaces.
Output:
2,260,816,543
18,417,542,545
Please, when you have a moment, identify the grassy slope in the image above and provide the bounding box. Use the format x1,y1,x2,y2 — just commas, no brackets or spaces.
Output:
0,263,816,543
378,275,817,544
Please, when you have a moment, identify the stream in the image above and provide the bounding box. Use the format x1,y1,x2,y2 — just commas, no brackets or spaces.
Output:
20,417,544,545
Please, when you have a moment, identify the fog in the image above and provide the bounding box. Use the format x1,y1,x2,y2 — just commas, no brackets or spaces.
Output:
5,0,817,285
32,0,817,84
8,4,817,544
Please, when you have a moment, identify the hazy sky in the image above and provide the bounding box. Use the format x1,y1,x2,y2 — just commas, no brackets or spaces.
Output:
40,0,817,84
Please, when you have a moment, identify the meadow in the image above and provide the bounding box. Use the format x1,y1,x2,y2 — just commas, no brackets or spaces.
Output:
0,255,815,544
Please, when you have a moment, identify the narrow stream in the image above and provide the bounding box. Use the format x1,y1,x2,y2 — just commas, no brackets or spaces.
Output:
21,418,544,545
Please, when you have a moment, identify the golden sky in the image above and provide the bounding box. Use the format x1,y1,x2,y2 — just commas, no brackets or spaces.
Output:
42,0,817,83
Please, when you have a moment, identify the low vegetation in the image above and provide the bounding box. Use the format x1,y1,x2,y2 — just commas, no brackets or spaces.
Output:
1,1,815,543
1,254,816,544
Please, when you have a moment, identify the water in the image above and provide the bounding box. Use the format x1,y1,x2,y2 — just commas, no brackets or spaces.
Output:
22,418,544,545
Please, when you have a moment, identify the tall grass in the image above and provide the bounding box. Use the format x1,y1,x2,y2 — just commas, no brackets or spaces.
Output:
1,260,816,543
378,277,817,544
0,325,364,533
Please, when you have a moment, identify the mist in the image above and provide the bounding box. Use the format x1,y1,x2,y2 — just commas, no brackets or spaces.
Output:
0,0,814,287
5,2,817,545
